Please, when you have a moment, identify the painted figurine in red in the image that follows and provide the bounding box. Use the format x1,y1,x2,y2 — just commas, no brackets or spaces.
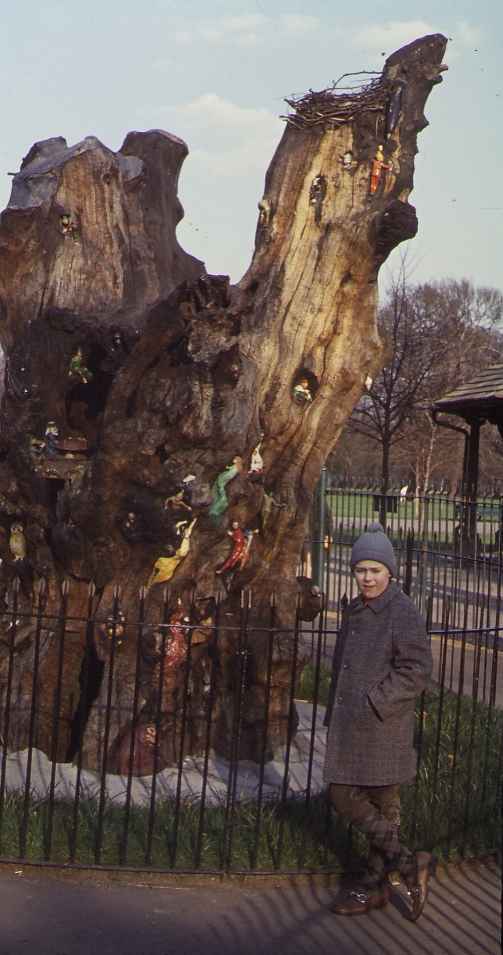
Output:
159,600,189,677
115,723,157,776
235,529,256,572
369,145,391,195
215,521,245,575
159,600,190,712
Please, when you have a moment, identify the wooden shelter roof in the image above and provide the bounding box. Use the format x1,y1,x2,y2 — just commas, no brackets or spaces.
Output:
433,363,503,424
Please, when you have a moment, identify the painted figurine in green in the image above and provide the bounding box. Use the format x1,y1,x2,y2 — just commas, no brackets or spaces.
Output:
69,346,93,383
260,490,286,529
27,433,45,464
60,213,78,240
208,455,243,525
292,378,312,402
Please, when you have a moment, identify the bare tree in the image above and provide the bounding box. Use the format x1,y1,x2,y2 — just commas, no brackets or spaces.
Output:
346,268,503,496
0,37,448,771
347,263,445,492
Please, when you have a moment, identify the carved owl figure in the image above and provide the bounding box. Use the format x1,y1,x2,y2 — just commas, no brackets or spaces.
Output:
10,523,26,561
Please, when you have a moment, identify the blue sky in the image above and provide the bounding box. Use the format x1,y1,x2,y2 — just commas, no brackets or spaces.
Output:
0,0,501,295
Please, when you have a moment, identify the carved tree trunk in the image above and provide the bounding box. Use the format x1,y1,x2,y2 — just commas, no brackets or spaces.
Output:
0,36,447,772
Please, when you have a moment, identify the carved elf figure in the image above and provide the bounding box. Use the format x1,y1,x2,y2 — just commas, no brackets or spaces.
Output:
292,378,312,402
260,490,286,529
369,145,391,195
115,723,157,777
258,197,271,226
44,421,59,462
68,346,93,383
27,433,45,464
248,436,264,476
164,490,192,514
59,213,78,240
124,512,138,531
215,520,245,575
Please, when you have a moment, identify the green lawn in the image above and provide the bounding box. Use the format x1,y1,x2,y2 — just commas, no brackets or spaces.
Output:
0,684,499,871
325,490,503,549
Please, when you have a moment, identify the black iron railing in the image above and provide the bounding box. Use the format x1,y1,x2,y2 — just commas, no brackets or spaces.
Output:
1,478,502,873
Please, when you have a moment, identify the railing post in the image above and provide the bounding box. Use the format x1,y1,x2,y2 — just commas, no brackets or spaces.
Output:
403,529,414,597
312,465,328,590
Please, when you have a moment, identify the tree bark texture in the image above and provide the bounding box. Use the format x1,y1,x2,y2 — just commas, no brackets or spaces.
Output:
0,36,447,772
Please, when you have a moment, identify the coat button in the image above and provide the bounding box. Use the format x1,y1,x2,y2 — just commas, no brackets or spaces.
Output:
343,664,349,669
338,697,344,704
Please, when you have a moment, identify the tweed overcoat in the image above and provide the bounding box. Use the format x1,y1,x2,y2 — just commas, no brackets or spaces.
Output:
323,581,432,787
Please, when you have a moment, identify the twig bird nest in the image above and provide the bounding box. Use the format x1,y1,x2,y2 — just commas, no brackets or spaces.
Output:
283,73,392,130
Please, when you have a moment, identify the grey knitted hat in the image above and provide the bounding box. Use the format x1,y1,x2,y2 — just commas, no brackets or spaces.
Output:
350,522,397,577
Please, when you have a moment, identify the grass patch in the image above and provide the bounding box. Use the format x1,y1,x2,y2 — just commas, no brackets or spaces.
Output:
0,789,349,872
295,658,332,707
0,685,500,871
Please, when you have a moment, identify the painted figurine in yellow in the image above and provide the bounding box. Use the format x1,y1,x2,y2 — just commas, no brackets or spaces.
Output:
101,611,126,646
147,519,196,589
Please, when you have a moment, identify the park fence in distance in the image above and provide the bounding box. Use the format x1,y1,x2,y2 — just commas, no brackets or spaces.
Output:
0,480,501,873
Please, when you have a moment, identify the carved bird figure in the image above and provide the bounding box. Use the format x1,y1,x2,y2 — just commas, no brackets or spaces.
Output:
10,523,26,561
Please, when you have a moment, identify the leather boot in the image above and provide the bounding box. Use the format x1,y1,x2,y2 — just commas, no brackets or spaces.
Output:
406,851,438,922
331,885,389,916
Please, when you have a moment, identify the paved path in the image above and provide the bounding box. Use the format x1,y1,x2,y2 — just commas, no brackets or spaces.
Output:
0,861,500,955
429,634,503,707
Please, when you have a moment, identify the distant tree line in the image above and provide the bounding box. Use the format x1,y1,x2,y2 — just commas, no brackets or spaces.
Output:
330,263,503,490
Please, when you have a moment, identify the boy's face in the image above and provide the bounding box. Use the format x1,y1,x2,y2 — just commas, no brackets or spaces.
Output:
353,560,391,600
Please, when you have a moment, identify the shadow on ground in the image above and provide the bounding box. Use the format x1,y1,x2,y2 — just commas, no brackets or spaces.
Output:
0,860,500,955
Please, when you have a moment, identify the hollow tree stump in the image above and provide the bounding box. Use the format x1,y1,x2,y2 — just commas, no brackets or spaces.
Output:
0,36,447,772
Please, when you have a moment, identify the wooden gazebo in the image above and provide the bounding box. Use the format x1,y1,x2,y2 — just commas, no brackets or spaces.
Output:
432,363,503,543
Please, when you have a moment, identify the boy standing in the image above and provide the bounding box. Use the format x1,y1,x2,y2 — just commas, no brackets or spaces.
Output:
324,522,436,921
